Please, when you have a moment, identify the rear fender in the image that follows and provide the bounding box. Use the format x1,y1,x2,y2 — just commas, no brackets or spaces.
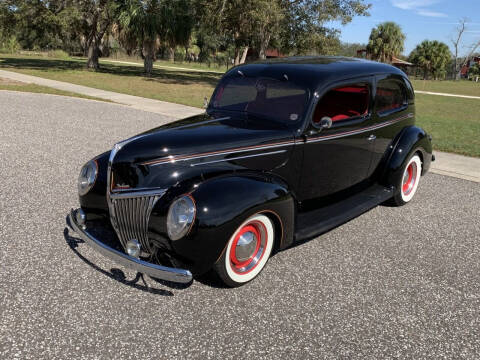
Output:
381,126,432,188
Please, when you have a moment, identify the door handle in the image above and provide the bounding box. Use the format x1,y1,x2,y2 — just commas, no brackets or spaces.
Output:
367,134,376,141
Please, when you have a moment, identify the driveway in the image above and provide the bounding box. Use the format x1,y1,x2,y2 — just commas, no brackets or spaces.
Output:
1,91,479,359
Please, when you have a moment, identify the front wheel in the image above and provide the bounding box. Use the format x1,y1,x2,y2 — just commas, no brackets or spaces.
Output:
391,154,422,206
214,213,274,287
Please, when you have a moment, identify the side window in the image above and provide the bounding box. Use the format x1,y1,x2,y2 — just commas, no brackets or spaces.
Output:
313,83,370,125
376,79,407,114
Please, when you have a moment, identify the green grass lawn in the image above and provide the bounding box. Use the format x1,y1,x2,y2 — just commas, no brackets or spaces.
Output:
411,79,480,97
98,56,228,73
0,79,110,102
415,94,480,157
0,54,219,108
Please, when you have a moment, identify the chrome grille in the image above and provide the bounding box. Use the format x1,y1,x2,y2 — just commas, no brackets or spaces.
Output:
108,191,164,255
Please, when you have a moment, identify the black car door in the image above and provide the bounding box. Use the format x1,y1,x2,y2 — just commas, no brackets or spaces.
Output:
297,77,375,202
367,74,415,177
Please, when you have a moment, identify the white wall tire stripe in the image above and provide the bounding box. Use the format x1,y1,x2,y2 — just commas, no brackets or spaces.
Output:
400,155,422,203
224,214,274,284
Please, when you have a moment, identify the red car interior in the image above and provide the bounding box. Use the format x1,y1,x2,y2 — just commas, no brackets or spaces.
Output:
313,85,370,123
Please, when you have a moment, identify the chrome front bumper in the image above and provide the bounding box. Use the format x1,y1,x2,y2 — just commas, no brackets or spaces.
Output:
68,209,193,284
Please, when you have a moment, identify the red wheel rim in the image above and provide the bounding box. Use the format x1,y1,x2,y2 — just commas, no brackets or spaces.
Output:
402,162,417,196
229,220,268,275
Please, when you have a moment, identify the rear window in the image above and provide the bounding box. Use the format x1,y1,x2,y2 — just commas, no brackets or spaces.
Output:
376,79,407,113
210,77,309,124
313,83,370,124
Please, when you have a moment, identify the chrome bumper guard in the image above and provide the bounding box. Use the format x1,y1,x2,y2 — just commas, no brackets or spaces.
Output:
68,209,193,284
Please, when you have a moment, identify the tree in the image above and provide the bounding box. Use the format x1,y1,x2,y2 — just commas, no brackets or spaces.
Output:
409,40,452,80
117,0,163,75
248,0,284,60
196,0,256,65
0,0,16,40
451,18,467,80
159,0,195,62
366,22,405,63
469,63,480,78
76,0,122,70
337,42,367,57
11,0,66,50
195,0,369,64
279,0,370,55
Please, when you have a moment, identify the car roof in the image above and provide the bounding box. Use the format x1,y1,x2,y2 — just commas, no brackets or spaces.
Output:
225,56,407,90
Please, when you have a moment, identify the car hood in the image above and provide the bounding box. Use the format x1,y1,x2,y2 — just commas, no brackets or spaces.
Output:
110,112,295,191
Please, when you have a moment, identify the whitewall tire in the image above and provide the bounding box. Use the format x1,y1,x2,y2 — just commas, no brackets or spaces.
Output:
214,213,274,287
392,154,422,206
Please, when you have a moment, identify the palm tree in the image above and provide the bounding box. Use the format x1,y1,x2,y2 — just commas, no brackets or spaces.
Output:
159,0,194,62
366,22,406,63
409,40,452,80
117,0,163,75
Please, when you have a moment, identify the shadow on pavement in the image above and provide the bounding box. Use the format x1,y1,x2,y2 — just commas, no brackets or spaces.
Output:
63,226,182,296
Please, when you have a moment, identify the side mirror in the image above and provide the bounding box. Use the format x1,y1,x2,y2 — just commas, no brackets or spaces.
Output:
319,116,332,129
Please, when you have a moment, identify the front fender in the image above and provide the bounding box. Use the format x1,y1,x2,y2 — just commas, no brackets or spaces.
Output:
149,174,295,276
79,151,110,218
381,125,433,188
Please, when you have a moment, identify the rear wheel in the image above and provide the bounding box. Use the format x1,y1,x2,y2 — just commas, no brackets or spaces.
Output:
391,154,422,206
214,213,274,287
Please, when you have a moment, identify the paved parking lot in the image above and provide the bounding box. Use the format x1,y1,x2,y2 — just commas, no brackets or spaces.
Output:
1,91,479,359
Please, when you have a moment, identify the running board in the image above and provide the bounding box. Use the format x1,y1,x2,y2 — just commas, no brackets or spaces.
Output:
294,185,394,242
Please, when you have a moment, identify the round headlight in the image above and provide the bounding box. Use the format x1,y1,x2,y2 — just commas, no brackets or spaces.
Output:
78,160,98,196
167,195,196,241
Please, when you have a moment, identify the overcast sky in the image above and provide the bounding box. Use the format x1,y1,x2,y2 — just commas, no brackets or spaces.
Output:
332,0,480,56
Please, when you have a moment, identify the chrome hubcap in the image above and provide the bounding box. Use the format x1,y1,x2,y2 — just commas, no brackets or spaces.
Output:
235,231,258,262
229,221,268,274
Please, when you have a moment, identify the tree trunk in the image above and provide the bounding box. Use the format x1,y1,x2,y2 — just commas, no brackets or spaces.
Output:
144,56,153,76
168,47,175,62
240,46,249,64
143,39,156,76
234,48,241,66
86,37,100,70
258,33,270,60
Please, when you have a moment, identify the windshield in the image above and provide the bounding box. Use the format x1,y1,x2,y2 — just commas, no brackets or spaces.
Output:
209,76,310,124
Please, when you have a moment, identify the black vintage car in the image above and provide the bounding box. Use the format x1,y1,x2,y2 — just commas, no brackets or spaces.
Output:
69,57,433,287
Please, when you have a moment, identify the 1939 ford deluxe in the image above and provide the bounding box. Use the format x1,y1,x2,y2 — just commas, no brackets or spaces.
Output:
69,57,433,287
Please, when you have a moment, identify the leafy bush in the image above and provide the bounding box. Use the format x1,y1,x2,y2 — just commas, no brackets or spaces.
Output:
214,53,228,68
174,49,185,62
0,36,20,54
469,63,480,78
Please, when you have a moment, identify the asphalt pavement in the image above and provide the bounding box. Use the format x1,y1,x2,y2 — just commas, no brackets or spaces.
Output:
1,91,479,359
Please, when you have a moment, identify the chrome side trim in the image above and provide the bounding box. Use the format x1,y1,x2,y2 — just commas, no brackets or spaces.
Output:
69,209,193,284
190,150,287,167
142,140,296,167
140,113,412,167
305,113,412,144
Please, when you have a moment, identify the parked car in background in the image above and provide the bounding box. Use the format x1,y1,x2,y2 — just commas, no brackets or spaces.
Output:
69,57,433,287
